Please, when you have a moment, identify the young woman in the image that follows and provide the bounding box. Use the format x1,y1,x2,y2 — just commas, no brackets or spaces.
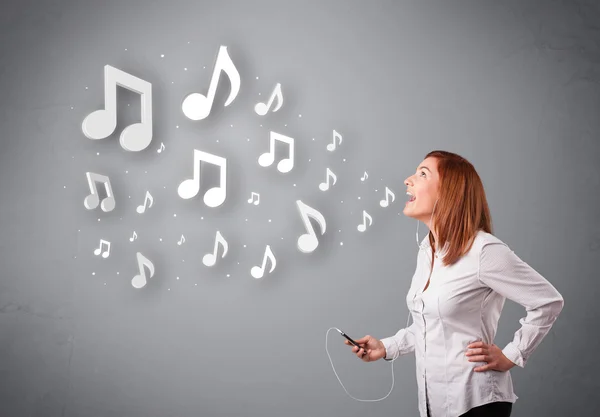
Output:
344,150,564,417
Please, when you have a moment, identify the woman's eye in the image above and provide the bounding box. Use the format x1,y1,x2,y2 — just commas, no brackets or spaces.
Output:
420,171,426,177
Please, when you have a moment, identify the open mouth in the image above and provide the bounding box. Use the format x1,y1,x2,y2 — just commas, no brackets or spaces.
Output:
406,196,416,204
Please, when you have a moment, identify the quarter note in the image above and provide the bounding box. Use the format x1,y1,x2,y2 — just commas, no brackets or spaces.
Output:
380,187,395,207
202,231,228,267
255,83,283,115
177,234,185,246
136,191,154,214
181,45,241,121
357,210,373,232
84,172,115,212
82,65,153,152
251,245,276,279
178,149,227,207
296,200,327,253
131,252,155,289
129,231,137,242
248,192,260,205
327,129,342,152
258,131,294,173
319,167,337,191
93,239,111,258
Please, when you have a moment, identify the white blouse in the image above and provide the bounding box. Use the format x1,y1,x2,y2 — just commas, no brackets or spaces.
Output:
380,230,564,417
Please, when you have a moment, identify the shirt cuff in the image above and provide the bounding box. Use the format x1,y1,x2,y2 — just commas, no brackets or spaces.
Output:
381,337,397,361
502,342,525,368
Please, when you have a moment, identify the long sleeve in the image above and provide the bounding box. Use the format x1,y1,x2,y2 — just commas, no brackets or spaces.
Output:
380,321,417,361
478,242,564,368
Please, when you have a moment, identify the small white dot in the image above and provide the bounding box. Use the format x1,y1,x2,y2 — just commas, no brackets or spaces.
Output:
78,229,80,232
174,213,177,217
226,274,230,278
308,159,311,162
92,272,95,275
259,92,261,95
176,125,179,128
159,238,162,242
168,288,170,291
293,184,296,187
339,230,341,232
127,104,130,106
256,76,259,79
97,218,100,222
281,237,284,240
216,139,219,143
341,201,343,203
247,138,250,141
340,242,344,245
125,170,128,174
85,86,88,90
96,152,99,155
160,54,164,58
268,219,271,222
188,41,190,44
201,217,203,220
70,106,74,110
284,124,287,127
312,138,315,141
195,283,197,286
184,67,187,71
299,114,302,117
125,48,127,51
145,171,147,174
117,272,119,275
243,244,247,248
358,196,361,200
163,186,166,189
104,283,106,285
245,219,248,222
129,196,131,199
230,124,233,127
64,185,66,189
260,124,262,127
176,276,179,280
343,158,346,162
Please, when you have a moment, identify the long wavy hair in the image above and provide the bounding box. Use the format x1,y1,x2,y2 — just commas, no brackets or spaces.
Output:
425,150,493,267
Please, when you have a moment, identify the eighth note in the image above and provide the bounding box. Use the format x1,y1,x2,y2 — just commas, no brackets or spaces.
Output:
380,187,396,208
361,171,368,181
251,245,276,279
131,252,155,289
296,200,327,254
255,83,283,115
84,172,115,212
258,131,295,173
181,45,241,121
157,142,165,153
327,129,342,152
177,235,185,246
319,167,337,191
248,192,260,205
202,231,228,267
129,231,138,242
136,191,154,214
357,210,373,232
93,239,111,258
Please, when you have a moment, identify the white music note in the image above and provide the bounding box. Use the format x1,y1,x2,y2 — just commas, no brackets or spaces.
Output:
361,171,368,181
203,231,228,267
248,192,260,205
82,65,153,152
251,245,276,279
357,210,373,232
178,149,227,207
319,167,337,191
296,200,327,253
177,234,185,246
182,45,241,121
93,239,111,258
380,187,396,207
327,129,342,152
258,131,294,173
157,142,165,153
84,172,116,212
131,252,155,289
255,83,283,115
136,191,154,214
129,231,137,242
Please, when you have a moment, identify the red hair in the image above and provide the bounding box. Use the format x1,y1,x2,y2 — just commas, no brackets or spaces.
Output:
424,150,493,267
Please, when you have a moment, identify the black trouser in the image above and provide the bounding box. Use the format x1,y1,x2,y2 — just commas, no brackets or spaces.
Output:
458,401,512,417
426,401,512,417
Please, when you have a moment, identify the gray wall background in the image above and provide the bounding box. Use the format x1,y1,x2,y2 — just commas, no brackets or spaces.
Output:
0,0,598,416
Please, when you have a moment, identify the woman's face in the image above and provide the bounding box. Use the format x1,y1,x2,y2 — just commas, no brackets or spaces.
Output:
403,157,440,224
